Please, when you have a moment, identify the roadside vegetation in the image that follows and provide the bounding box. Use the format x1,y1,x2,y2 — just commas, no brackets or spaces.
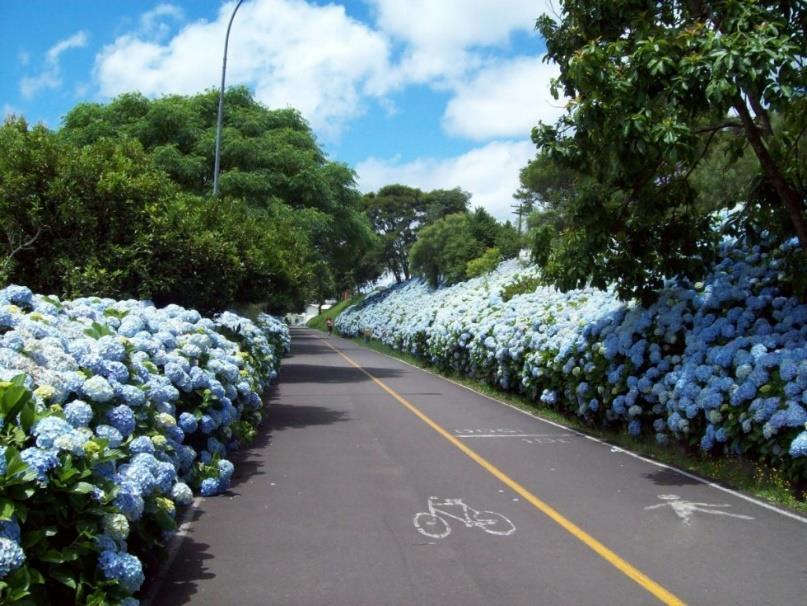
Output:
307,293,365,332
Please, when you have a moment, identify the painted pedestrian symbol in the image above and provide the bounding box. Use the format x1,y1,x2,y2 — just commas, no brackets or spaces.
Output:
644,494,754,525
413,497,516,539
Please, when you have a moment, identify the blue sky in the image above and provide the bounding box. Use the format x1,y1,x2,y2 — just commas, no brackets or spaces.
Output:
1,1,563,219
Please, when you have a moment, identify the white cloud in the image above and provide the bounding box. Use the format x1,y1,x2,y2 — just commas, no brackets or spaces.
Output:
20,30,88,99
369,0,537,52
367,0,540,85
442,55,562,140
139,3,185,40
45,31,89,64
94,0,392,138
356,140,536,221
20,72,62,99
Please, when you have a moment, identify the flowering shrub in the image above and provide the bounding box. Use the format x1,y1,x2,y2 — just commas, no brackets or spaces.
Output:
337,239,807,481
0,286,288,604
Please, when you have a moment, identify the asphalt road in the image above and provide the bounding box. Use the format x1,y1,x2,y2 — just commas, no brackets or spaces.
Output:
152,328,807,605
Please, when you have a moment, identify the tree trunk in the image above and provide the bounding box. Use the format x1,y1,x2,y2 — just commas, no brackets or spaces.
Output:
733,100,807,250
747,93,772,136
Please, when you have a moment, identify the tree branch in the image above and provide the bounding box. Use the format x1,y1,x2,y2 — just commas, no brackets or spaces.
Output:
694,121,742,134
684,125,725,182
2,226,42,272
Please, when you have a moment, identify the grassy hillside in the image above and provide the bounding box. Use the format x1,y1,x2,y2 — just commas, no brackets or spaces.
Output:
307,294,365,331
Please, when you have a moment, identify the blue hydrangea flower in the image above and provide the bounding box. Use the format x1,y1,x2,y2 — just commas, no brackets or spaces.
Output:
95,534,119,553
20,447,59,482
218,459,235,481
97,550,145,593
128,436,155,454
207,437,224,455
200,477,220,497
107,405,136,437
113,482,145,521
82,376,115,403
117,384,146,408
64,400,94,427
32,416,73,449
178,412,197,434
154,461,177,494
171,482,194,505
0,519,21,544
167,425,185,443
95,425,123,448
1,285,33,308
199,415,216,434
789,431,807,457
0,537,26,578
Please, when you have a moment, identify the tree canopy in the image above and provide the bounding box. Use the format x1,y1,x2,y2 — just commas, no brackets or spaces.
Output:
1,88,384,312
0,117,316,312
362,185,472,282
409,208,521,287
0,88,383,311
529,0,806,300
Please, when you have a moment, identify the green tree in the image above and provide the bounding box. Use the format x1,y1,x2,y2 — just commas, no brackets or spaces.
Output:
0,118,317,313
422,188,471,224
466,247,503,279
60,88,376,301
533,0,807,299
410,213,483,287
0,118,60,282
362,185,424,282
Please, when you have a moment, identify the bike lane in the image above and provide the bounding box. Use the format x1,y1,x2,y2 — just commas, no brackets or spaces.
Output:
152,329,806,605
322,333,807,606
154,329,657,605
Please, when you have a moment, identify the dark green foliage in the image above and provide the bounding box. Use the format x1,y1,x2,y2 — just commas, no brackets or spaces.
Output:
3,88,379,311
529,0,807,301
410,209,522,287
500,273,542,302
410,214,482,287
362,185,472,282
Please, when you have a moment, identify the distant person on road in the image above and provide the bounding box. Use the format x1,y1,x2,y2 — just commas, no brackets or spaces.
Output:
326,318,334,336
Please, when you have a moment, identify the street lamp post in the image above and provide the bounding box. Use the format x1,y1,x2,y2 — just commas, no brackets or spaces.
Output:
212,0,244,196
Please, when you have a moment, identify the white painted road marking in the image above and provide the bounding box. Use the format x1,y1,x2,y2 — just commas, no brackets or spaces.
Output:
413,497,516,539
362,337,807,524
521,437,569,444
645,494,755,525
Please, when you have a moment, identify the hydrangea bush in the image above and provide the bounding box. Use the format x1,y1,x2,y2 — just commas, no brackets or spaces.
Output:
337,239,807,481
0,286,288,604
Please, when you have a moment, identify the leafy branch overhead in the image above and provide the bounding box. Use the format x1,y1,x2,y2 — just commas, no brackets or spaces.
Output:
526,0,806,300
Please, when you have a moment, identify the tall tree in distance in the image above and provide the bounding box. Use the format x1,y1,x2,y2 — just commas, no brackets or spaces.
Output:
532,0,806,300
361,185,472,282
362,185,423,282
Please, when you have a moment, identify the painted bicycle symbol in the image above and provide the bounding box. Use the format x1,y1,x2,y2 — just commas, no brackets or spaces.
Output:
413,497,516,539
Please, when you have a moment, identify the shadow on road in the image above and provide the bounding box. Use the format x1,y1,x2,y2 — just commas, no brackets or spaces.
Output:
140,508,214,605
642,467,701,487
227,425,273,489
280,363,403,384
266,402,349,431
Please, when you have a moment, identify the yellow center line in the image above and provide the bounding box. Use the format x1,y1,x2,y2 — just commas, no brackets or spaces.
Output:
322,338,686,606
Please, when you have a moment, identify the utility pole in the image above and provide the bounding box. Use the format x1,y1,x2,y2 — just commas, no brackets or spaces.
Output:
212,0,244,196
